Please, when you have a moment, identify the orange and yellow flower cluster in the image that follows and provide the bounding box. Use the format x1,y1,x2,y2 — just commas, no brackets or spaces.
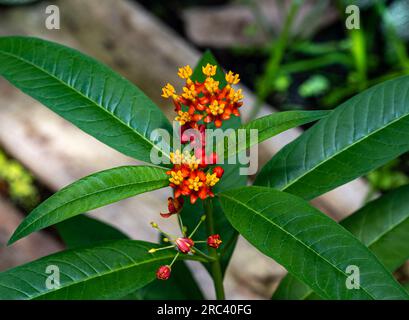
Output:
160,63,245,207
166,149,224,205
162,64,244,128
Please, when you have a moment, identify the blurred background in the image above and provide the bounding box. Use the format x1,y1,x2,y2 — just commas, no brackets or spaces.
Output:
1,0,409,299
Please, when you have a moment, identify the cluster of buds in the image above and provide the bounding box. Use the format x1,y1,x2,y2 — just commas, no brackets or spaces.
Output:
153,63,243,281
162,64,243,128
149,219,222,280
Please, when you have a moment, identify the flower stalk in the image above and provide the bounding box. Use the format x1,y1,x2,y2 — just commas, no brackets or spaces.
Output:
204,199,225,300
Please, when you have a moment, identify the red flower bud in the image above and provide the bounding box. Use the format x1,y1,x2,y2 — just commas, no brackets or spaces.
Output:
156,265,171,280
207,234,222,249
175,237,195,254
213,166,224,178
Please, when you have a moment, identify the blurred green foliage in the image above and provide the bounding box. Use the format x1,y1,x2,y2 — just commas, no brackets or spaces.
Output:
299,75,330,97
227,0,409,118
367,159,409,193
0,150,39,209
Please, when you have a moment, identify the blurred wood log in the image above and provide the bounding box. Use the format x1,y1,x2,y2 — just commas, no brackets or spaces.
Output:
183,0,339,48
0,195,62,272
0,0,368,299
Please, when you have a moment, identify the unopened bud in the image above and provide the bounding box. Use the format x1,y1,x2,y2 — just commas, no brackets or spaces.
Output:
156,265,171,280
213,166,224,178
175,237,195,254
207,234,222,249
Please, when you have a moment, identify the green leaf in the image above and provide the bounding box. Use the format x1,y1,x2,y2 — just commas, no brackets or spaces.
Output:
182,51,246,274
224,110,330,159
219,186,409,300
0,240,195,300
343,185,409,271
255,75,409,200
274,184,409,299
57,216,204,300
9,166,169,244
0,36,171,164
57,215,129,249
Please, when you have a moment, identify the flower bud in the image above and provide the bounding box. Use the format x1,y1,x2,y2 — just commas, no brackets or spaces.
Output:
207,234,222,249
175,237,195,254
213,166,224,178
156,265,171,280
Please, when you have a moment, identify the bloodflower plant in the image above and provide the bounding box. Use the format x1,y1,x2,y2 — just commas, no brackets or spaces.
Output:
151,63,242,281
2,37,409,301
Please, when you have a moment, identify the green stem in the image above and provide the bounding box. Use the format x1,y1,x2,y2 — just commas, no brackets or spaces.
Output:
185,254,211,264
204,199,225,300
193,247,216,262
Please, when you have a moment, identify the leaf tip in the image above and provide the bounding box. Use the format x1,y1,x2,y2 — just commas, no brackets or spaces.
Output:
7,234,18,246
7,226,24,246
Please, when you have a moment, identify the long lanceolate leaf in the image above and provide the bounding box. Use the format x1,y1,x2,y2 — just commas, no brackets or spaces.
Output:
255,75,409,200
273,184,409,299
9,166,169,245
57,215,129,249
0,240,195,300
224,110,331,159
219,186,409,300
0,36,171,164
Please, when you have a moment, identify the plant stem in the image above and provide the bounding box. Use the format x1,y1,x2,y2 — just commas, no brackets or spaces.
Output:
193,247,216,262
204,199,225,300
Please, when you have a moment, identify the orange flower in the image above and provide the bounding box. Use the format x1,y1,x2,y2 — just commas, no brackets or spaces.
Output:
166,153,224,204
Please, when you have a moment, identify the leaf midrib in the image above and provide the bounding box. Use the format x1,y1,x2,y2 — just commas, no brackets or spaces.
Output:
229,112,329,159
23,245,172,299
244,112,328,133
288,207,409,300
357,211,409,256
220,192,378,300
0,47,169,159
12,177,168,241
278,109,409,194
